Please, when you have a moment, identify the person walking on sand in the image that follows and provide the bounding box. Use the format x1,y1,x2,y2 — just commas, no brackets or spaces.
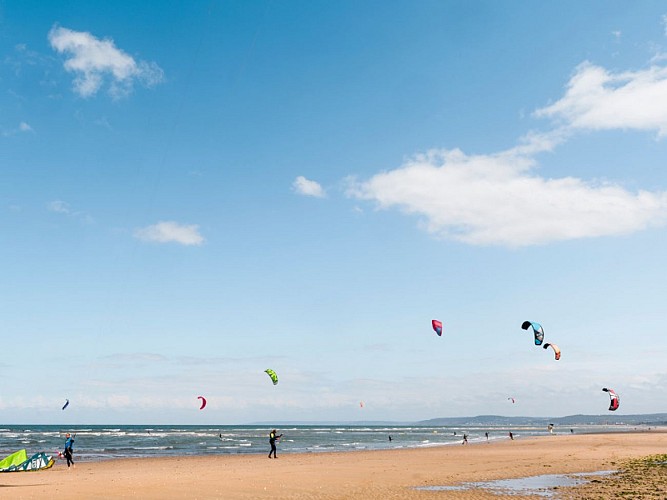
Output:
268,429,283,458
509,431,514,440
63,432,75,468
462,434,468,445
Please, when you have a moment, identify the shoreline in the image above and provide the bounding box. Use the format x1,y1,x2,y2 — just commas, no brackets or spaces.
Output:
3,423,660,464
1,430,666,498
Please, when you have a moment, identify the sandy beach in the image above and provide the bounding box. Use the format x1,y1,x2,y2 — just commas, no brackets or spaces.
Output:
1,430,665,499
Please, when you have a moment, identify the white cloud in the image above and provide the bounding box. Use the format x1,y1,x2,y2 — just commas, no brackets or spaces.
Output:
293,176,326,198
47,200,71,214
134,221,204,246
347,56,667,247
47,199,93,224
347,146,667,247
48,25,164,99
1,122,35,137
535,61,667,136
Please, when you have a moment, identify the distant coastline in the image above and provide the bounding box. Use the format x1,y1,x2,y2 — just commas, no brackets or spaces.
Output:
251,412,667,427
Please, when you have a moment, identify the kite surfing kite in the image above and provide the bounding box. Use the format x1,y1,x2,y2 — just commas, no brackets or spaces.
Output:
359,401,364,408
602,388,620,411
543,342,561,360
61,399,69,411
521,321,544,346
431,319,443,336
265,369,278,385
197,396,207,410
0,450,54,472
507,397,515,404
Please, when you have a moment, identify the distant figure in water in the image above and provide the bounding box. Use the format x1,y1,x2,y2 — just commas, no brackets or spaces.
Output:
388,435,392,442
462,434,468,445
509,431,514,440
485,432,489,441
570,429,574,434
453,432,456,436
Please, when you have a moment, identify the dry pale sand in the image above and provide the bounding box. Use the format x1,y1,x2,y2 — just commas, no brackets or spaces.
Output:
1,430,666,499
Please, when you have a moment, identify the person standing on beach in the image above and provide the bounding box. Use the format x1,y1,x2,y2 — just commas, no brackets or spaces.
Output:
508,431,514,440
485,432,489,441
63,432,75,468
462,434,468,445
268,429,283,458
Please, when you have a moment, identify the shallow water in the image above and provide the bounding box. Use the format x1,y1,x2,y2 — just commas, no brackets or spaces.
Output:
415,470,615,497
0,423,641,461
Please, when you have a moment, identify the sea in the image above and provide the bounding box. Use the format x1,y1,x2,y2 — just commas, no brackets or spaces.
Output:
0,423,642,462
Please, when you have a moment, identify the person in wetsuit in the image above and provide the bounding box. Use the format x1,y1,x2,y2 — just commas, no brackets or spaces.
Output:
63,432,75,468
268,429,283,458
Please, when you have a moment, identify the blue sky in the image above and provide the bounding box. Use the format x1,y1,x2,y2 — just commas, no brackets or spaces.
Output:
2,1,667,424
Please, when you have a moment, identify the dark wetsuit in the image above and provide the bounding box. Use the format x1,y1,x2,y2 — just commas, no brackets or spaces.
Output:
268,431,282,458
64,436,75,467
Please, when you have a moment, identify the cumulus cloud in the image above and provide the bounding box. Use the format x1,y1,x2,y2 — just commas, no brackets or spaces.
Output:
48,25,164,99
134,221,204,246
347,53,667,247
293,176,326,198
19,122,33,132
347,146,667,247
535,61,667,136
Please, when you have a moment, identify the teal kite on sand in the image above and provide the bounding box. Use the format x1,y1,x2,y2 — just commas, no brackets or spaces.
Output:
0,450,54,472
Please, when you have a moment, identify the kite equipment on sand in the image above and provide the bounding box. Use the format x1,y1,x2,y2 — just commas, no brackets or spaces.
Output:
602,388,620,411
521,321,544,346
265,369,278,385
431,320,443,336
0,450,54,472
197,396,207,410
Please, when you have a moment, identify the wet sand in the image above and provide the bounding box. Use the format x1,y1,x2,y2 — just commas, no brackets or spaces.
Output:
1,429,666,499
